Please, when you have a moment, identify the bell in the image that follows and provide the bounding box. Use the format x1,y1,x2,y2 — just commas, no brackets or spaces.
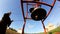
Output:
30,8,47,21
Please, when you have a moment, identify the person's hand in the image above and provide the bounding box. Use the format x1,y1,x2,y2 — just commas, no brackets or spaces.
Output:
11,20,13,22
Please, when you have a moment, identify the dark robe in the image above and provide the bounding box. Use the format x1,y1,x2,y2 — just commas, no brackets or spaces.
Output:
0,13,12,34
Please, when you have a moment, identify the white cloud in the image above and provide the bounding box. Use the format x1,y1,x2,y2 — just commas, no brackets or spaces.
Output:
28,25,34,28
27,23,34,29
17,28,22,33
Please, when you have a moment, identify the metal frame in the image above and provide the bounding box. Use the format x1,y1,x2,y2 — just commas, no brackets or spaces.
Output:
20,0,56,34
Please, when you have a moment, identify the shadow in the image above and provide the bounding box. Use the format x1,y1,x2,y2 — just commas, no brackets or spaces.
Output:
0,12,13,34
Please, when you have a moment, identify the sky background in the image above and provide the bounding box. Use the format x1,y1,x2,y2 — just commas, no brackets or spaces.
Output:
0,0,60,33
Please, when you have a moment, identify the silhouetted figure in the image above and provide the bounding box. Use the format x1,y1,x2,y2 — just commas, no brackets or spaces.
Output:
0,12,13,34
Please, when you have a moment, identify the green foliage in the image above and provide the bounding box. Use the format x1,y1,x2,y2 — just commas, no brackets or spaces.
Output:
6,29,19,34
6,26,60,34
49,26,60,33
9,28,17,32
40,26,60,34
49,32,52,34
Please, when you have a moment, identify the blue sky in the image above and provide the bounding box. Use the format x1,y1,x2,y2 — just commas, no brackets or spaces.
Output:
0,0,60,33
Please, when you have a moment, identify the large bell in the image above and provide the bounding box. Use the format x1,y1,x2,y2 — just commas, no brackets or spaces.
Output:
30,8,47,21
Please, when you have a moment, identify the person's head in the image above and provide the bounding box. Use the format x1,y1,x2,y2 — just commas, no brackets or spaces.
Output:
5,12,11,16
7,11,11,16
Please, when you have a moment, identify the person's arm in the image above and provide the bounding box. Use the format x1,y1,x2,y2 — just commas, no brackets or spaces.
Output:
8,20,13,27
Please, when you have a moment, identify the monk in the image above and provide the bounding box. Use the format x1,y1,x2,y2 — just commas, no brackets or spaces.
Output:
0,12,13,34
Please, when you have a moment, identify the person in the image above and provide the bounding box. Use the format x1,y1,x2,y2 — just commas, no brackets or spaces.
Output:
0,12,13,34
